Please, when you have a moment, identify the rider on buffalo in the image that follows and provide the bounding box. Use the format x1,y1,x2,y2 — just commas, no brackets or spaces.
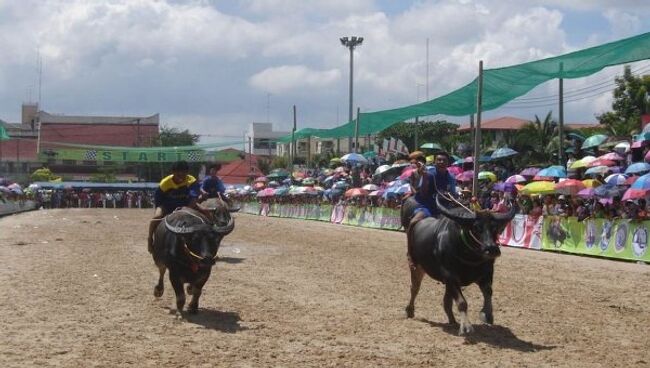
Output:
406,151,457,268
147,160,211,253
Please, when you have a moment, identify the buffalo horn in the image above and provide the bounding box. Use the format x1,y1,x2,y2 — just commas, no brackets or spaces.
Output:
164,218,197,234
213,215,235,235
436,195,476,224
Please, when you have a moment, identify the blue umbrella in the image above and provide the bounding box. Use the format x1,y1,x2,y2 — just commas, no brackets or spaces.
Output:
584,166,611,176
625,162,650,174
581,134,608,149
491,147,518,159
594,184,626,198
537,166,567,178
631,173,650,190
340,153,368,164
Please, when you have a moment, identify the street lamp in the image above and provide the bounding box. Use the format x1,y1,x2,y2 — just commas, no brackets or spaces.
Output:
340,36,363,153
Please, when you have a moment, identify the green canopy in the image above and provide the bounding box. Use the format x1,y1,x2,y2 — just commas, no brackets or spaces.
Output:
0,125,10,141
278,31,650,141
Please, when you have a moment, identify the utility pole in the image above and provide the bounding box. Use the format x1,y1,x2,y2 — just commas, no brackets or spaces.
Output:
426,38,429,101
558,63,565,166
340,36,364,153
472,61,484,197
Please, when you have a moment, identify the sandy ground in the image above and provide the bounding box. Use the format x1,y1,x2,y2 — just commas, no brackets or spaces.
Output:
1,209,649,368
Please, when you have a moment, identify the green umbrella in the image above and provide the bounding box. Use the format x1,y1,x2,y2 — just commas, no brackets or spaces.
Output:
420,142,443,150
581,134,608,149
362,151,377,159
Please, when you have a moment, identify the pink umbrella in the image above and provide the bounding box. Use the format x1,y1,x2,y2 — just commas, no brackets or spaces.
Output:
447,166,463,176
256,188,275,197
555,179,586,196
254,176,269,183
598,152,625,161
399,167,417,180
455,170,474,182
577,188,595,198
622,188,648,201
505,174,527,183
587,159,616,168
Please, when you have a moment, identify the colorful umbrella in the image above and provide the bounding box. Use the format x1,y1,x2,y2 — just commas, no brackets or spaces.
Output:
420,142,443,150
569,155,597,169
622,188,648,201
446,166,463,176
581,134,608,149
399,167,417,180
536,166,567,178
598,152,625,161
491,147,518,159
594,184,626,198
584,166,611,175
345,188,369,197
256,188,275,197
554,179,586,196
254,176,268,183
362,151,377,159
493,182,516,193
478,171,497,182
604,174,628,186
581,179,602,188
456,170,474,182
340,153,368,164
614,142,631,154
374,164,391,176
521,181,555,195
302,177,316,185
645,150,650,163
362,184,379,191
587,159,616,168
625,162,650,175
631,173,650,190
577,188,595,198
520,167,541,176
505,174,527,183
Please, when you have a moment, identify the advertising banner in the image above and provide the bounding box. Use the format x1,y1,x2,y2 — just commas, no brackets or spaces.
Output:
498,214,543,249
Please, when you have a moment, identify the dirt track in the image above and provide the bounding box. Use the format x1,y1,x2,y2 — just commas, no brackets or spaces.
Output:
1,209,649,367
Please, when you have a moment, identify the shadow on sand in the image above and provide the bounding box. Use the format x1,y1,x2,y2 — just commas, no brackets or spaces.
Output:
418,318,555,352
217,256,245,264
183,309,247,333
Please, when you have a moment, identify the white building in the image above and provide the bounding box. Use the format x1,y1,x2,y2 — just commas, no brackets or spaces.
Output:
247,123,289,157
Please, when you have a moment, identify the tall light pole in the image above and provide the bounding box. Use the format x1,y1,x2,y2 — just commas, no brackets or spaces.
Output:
340,36,363,153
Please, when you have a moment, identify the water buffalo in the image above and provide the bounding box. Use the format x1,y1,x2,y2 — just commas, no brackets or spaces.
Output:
401,195,515,335
151,200,235,316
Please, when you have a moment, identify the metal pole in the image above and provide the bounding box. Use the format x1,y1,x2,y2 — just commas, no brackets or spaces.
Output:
414,116,419,150
291,105,296,168
248,136,252,176
558,62,565,166
354,107,360,153
348,45,354,152
472,61,484,197
426,38,429,101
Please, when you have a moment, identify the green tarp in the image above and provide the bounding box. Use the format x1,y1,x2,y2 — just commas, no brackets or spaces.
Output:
278,31,650,141
0,125,10,141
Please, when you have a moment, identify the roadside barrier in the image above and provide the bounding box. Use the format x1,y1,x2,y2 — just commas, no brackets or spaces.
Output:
240,202,650,263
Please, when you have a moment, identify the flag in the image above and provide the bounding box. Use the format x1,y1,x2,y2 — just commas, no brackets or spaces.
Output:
0,125,10,141
186,150,203,162
83,149,97,160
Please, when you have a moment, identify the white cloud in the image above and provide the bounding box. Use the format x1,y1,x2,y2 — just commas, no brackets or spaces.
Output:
249,65,340,94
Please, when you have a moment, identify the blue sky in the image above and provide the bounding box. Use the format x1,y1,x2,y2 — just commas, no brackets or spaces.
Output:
0,0,649,145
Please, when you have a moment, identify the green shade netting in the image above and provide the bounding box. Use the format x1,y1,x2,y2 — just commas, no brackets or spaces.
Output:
0,125,10,141
279,31,650,141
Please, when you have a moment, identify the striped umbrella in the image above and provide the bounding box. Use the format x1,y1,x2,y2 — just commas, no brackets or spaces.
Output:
505,174,527,183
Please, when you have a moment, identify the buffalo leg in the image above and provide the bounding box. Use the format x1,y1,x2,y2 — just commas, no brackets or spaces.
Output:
188,274,210,314
153,264,166,297
443,284,457,325
169,273,186,315
405,265,424,318
448,283,473,335
478,278,494,325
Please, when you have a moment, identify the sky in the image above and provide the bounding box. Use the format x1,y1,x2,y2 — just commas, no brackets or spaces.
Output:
1,0,650,146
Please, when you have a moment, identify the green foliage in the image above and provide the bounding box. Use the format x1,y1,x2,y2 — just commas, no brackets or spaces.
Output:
257,157,271,175
512,111,558,166
158,125,200,147
596,65,650,137
271,156,289,170
30,167,60,182
377,120,462,152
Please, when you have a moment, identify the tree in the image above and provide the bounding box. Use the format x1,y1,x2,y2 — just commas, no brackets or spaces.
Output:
90,167,117,183
31,167,60,182
377,120,462,153
597,65,650,137
158,125,200,146
512,111,558,165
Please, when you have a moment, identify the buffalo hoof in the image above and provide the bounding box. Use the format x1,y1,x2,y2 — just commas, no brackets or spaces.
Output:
479,311,493,325
186,285,193,295
153,285,164,298
405,305,414,318
187,305,198,314
458,322,474,335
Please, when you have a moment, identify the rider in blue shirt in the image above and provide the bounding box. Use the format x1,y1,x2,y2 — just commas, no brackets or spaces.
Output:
406,151,456,268
200,163,226,200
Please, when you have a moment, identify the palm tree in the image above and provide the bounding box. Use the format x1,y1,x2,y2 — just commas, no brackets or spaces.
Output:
513,111,558,165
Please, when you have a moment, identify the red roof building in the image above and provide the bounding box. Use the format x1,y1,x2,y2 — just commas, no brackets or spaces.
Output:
217,149,262,184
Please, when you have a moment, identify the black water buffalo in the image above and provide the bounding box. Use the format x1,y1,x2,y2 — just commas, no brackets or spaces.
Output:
151,200,234,316
401,196,515,335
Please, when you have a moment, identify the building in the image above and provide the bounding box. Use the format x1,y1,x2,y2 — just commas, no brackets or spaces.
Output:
0,103,159,182
247,123,289,157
